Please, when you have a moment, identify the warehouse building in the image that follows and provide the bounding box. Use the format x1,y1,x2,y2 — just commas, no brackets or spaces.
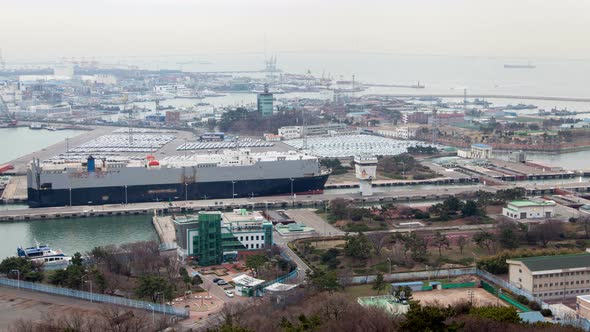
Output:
174,210,273,266
507,253,590,300
502,200,555,220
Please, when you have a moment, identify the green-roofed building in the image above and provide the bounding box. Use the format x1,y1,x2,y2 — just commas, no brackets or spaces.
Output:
502,199,555,220
507,252,590,300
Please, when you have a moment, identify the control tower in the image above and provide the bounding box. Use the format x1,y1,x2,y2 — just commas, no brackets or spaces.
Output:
354,155,378,196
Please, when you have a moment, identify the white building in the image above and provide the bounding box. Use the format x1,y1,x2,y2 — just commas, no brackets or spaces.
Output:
458,144,493,159
502,200,556,220
278,126,303,140
377,126,418,139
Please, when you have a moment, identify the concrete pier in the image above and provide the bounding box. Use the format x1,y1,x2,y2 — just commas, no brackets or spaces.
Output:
0,186,491,222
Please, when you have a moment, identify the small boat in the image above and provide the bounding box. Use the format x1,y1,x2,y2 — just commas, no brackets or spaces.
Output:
29,123,43,130
17,241,71,267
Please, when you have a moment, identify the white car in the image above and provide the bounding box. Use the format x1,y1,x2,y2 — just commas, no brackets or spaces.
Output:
225,290,234,298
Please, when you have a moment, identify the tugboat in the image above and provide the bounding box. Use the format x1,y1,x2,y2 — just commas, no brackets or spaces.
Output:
17,241,71,267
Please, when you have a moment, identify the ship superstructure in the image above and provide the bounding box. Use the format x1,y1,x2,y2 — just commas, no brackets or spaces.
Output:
27,149,330,207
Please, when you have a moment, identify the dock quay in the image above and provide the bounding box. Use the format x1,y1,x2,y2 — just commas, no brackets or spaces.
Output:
0,186,491,222
152,212,177,250
325,176,477,189
367,93,590,103
0,175,27,203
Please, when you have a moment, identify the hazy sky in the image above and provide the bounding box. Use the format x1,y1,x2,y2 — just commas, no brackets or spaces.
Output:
1,0,589,60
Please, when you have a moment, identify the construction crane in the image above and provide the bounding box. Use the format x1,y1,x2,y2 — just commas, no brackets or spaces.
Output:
0,49,5,71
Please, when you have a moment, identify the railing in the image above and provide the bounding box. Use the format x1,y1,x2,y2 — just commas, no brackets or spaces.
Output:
0,277,189,317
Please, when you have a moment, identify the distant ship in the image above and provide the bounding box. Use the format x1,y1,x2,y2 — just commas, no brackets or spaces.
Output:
504,62,536,69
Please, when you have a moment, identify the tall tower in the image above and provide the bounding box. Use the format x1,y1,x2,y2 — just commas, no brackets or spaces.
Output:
257,84,273,117
354,155,377,196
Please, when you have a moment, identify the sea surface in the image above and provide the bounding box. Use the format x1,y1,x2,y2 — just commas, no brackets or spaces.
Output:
0,215,157,260
0,127,83,165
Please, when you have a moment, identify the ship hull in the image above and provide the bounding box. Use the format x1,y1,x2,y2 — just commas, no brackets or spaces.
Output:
28,174,330,208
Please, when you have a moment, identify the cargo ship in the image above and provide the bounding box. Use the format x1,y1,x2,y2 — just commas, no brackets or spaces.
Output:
27,150,331,208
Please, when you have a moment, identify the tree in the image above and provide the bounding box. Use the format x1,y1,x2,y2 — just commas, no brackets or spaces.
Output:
0,256,44,282
366,232,389,257
400,302,460,332
443,196,463,213
581,216,590,239
329,198,349,220
343,232,373,261
527,219,564,247
245,254,268,276
306,269,340,292
71,252,83,266
456,236,468,255
473,230,496,254
469,306,521,324
498,220,522,249
320,248,340,270
461,200,481,217
432,231,450,257
135,275,173,302
192,274,203,287
372,273,386,295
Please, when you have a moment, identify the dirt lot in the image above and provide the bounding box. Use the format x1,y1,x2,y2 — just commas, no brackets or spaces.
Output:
412,288,508,307
0,286,167,331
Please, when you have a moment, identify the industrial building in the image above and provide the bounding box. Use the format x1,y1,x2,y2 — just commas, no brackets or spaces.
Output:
174,210,273,266
502,200,555,220
507,253,590,300
457,144,493,159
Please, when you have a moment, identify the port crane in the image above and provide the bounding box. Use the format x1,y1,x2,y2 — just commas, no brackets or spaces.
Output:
0,95,17,126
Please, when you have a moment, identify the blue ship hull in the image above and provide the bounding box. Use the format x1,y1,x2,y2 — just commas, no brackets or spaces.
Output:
28,174,330,208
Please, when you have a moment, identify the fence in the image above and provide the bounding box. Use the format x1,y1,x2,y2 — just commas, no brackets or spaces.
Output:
347,267,477,285
481,280,530,312
442,282,477,289
0,277,189,318
475,269,535,301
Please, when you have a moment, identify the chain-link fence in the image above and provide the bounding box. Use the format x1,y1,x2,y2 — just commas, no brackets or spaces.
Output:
0,277,189,317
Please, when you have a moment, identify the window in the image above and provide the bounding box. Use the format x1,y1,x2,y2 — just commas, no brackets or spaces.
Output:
519,269,522,273
240,236,243,241
256,235,259,240
261,236,264,241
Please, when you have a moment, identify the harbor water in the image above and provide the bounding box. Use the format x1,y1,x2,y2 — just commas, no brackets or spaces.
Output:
0,215,157,260
0,127,83,164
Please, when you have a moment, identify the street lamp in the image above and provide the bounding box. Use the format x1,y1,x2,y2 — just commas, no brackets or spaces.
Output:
387,258,392,274
147,304,155,325
11,269,20,289
185,183,188,201
81,274,88,288
290,178,295,206
232,180,236,203
69,187,72,206
84,280,93,303
124,185,128,204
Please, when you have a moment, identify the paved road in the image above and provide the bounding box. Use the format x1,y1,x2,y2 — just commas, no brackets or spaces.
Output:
284,209,344,237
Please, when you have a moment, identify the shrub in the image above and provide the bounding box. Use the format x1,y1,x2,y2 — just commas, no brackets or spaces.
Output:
540,308,552,317
515,295,529,305
529,301,542,311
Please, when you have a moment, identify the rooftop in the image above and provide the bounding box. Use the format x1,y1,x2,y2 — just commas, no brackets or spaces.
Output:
508,200,556,208
509,253,590,272
471,143,492,149
233,274,265,287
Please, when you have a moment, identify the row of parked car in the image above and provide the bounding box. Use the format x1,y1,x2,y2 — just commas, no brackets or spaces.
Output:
212,277,234,297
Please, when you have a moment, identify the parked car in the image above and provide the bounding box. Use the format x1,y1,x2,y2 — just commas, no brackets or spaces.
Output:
225,290,234,298
212,278,222,283
217,280,228,286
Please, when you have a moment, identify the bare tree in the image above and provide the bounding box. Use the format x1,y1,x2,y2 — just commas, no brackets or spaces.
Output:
527,219,564,247
456,236,468,255
366,232,390,257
